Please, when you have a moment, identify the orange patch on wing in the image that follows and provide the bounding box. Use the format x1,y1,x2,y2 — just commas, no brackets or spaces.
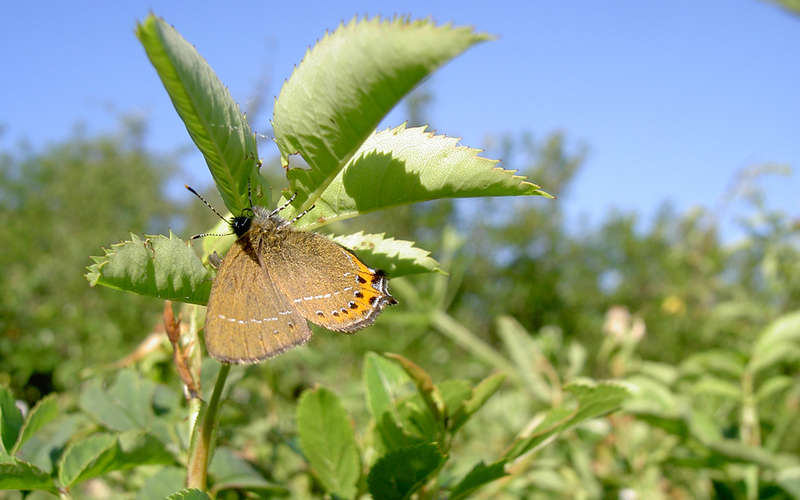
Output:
309,251,394,331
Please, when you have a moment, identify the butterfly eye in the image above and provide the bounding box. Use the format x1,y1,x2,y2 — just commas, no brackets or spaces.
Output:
230,215,253,237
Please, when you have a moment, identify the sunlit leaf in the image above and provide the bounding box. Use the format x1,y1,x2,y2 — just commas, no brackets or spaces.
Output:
273,17,491,212
332,232,442,276
289,125,550,228
136,14,258,213
86,232,212,305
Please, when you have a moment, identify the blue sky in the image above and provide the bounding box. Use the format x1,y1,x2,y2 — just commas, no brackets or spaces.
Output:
2,1,798,239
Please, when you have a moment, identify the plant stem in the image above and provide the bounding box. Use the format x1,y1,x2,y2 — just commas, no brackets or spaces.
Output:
186,362,231,490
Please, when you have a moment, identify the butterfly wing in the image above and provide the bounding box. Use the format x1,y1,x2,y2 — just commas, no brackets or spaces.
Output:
205,236,311,363
263,230,396,332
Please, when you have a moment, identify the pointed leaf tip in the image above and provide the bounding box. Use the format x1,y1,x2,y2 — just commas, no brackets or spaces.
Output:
288,125,550,227
273,17,492,212
136,14,258,213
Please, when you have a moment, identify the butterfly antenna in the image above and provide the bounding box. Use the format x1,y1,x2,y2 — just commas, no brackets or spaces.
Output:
289,204,315,225
270,192,298,216
185,185,227,222
190,231,233,240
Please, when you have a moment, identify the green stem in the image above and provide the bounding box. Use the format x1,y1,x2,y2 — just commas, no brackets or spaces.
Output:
186,363,231,490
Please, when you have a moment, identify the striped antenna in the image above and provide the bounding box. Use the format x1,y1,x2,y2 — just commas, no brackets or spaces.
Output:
289,204,315,225
185,185,227,222
270,192,297,216
190,231,232,240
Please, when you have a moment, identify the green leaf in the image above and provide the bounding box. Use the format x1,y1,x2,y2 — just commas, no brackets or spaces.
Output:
297,388,360,499
438,379,472,419
79,369,158,431
289,125,550,228
395,396,441,444
208,447,286,495
58,431,174,487
363,352,413,421
364,352,429,452
165,489,212,500
16,414,90,474
565,382,630,425
450,460,508,500
366,443,445,500
751,311,800,374
501,407,574,461
0,386,23,455
384,353,444,423
689,375,742,400
136,14,258,213
12,394,58,454
0,456,55,492
86,232,212,305
274,18,490,213
375,412,424,454
503,382,630,460
331,232,442,276
449,373,506,433
58,433,116,487
136,467,185,500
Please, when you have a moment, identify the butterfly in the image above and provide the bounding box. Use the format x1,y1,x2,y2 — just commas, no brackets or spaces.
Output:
187,186,396,363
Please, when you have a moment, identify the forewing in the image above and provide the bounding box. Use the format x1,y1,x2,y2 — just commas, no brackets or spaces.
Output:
263,230,396,332
205,237,311,363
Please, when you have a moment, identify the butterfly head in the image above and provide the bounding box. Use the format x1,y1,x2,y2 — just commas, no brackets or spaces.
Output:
230,208,254,237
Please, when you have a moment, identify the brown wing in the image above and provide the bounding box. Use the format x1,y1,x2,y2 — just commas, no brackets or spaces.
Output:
205,236,311,363
262,230,396,333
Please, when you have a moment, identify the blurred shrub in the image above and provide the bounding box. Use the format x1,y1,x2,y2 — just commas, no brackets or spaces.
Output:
0,123,180,401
